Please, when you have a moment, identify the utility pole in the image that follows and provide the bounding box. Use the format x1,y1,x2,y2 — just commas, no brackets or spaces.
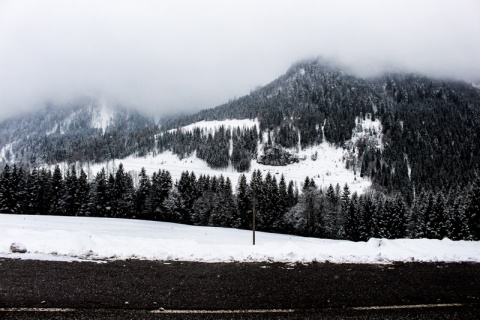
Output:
252,178,256,246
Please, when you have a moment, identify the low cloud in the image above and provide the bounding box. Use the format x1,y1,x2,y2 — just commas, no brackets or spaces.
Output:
0,0,479,119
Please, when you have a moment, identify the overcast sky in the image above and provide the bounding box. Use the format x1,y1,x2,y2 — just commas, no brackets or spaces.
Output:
0,0,479,119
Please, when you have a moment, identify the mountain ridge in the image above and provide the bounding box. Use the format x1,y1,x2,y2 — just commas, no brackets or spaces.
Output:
1,58,480,199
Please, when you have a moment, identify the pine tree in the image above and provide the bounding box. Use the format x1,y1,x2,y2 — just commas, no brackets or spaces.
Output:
287,180,297,207
372,197,387,238
435,192,448,239
423,192,437,239
445,187,469,240
14,166,28,214
77,169,91,216
217,176,237,227
176,171,198,224
302,176,311,192
92,168,109,217
25,167,40,214
163,187,183,222
410,190,429,238
259,172,280,231
236,174,251,229
424,192,446,239
345,192,361,241
64,166,79,216
250,170,263,231
465,178,480,240
37,169,52,215
0,164,14,213
135,167,151,219
148,169,172,220
288,188,323,237
192,190,215,226
49,165,66,216
277,175,288,232
390,195,407,238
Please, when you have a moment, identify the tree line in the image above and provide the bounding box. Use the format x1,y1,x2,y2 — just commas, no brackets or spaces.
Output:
1,164,478,241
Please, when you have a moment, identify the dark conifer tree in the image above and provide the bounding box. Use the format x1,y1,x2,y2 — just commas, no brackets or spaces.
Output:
0,164,14,213
77,169,90,216
49,165,66,216
277,174,288,232
149,169,173,220
176,171,198,224
92,168,109,217
64,166,79,216
225,177,240,228
450,190,469,240
465,178,480,240
15,166,28,214
250,169,264,231
286,180,297,207
25,167,41,215
135,167,151,219
345,192,361,241
236,174,251,229
37,168,52,215
390,195,407,239
422,191,437,239
259,172,280,231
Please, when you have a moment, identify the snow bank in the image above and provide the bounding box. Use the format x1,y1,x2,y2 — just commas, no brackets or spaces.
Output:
1,214,479,263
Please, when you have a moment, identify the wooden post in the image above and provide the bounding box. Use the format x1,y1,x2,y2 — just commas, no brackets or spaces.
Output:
252,180,256,246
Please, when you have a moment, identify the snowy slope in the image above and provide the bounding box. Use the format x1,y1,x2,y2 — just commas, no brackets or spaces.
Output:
71,117,375,194
1,214,479,263
90,101,114,133
167,118,259,134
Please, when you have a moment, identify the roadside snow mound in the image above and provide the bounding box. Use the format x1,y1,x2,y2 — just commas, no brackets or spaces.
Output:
10,242,27,253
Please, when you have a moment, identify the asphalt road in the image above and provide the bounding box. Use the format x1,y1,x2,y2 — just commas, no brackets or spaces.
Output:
1,259,479,319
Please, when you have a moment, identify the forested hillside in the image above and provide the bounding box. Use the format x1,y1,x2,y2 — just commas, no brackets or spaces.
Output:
161,59,480,200
0,98,157,166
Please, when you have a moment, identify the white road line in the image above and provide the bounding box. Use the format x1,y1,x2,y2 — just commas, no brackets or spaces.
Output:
353,303,464,310
150,309,296,314
0,308,75,312
0,304,465,314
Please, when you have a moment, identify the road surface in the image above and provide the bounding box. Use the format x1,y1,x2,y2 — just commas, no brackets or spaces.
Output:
1,259,479,319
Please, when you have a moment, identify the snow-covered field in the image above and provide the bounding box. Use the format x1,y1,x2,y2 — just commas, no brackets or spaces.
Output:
1,214,479,264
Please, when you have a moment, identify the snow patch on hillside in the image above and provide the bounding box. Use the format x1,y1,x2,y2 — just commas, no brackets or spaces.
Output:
0,142,15,163
91,102,114,133
46,124,59,135
83,141,370,195
1,214,479,263
350,114,383,150
48,117,375,194
168,118,259,134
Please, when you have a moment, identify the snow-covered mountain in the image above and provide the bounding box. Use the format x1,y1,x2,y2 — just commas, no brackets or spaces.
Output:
1,59,480,243
1,58,480,197
0,98,156,165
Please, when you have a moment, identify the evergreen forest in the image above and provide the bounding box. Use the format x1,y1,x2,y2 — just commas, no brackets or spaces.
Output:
1,163,478,241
